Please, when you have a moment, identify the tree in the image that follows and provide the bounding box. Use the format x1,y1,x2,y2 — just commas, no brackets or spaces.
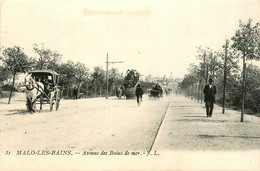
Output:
33,43,62,70
196,46,220,102
244,64,260,113
0,65,12,83
231,19,260,122
196,46,212,84
109,68,124,96
74,62,89,96
180,63,202,98
0,46,34,104
215,40,240,114
91,67,105,97
57,60,77,99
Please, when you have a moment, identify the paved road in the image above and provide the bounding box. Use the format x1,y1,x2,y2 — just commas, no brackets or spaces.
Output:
1,93,260,170
153,96,260,151
1,93,260,152
0,93,170,152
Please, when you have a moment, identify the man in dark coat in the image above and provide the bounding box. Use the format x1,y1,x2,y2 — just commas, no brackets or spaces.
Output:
73,86,78,100
135,84,144,106
203,78,217,117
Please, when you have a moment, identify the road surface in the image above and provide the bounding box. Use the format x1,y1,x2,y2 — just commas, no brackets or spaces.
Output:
1,92,260,152
1,93,260,170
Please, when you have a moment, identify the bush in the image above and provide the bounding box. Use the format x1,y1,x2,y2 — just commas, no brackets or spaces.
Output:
0,91,13,98
1,84,18,91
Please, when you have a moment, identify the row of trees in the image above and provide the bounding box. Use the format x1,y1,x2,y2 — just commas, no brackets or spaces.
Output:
180,19,260,122
0,43,125,103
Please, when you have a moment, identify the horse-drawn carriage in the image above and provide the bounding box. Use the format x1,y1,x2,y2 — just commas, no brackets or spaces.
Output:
123,69,139,99
25,70,61,113
149,83,163,99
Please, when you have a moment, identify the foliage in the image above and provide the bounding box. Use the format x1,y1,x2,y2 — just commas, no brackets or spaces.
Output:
1,46,34,75
109,68,124,94
181,19,260,115
0,91,14,98
57,61,77,98
0,65,12,83
231,19,260,60
33,43,62,70
0,46,34,103
244,64,260,113
90,66,105,97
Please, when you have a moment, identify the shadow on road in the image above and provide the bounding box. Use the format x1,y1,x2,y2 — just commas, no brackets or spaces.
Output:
175,119,242,123
4,110,28,116
198,134,260,139
183,115,206,118
4,109,50,116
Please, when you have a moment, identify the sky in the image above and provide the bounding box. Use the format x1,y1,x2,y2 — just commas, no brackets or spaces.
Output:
1,0,260,79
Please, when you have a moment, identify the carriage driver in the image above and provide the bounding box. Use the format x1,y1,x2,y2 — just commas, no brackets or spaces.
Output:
42,75,51,94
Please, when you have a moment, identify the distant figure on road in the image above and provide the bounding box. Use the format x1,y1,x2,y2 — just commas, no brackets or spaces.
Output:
135,84,144,106
203,78,217,117
73,86,78,100
116,86,123,99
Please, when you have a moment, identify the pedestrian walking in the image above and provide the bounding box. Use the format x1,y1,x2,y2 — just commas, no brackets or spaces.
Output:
135,84,143,106
73,86,78,100
203,78,217,117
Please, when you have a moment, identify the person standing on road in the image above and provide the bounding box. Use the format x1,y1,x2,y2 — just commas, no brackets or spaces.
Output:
73,86,78,100
135,84,144,106
203,78,217,117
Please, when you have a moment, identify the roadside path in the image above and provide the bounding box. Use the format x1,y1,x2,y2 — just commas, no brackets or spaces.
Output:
152,96,260,151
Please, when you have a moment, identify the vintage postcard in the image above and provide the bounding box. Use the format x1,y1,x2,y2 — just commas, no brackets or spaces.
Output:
0,0,260,170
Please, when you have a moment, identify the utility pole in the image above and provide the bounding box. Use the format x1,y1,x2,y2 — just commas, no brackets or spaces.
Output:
241,51,246,122
106,53,124,99
200,79,203,103
106,54,108,99
202,52,207,103
212,52,215,80
210,52,213,77
204,53,207,84
222,40,228,114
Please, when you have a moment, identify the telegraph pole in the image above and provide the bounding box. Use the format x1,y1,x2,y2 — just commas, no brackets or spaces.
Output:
241,51,246,122
222,40,228,114
106,54,108,99
106,53,124,99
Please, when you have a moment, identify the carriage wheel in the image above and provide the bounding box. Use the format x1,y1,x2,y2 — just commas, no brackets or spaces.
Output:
55,91,60,111
40,96,43,112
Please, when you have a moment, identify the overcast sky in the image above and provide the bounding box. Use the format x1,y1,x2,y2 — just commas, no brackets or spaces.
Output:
1,0,260,78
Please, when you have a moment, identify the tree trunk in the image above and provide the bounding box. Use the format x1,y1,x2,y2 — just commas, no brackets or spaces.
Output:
99,85,102,97
200,80,203,103
66,87,69,99
94,78,97,98
241,53,246,122
210,52,213,77
197,83,200,102
206,65,208,83
8,73,16,104
78,83,81,99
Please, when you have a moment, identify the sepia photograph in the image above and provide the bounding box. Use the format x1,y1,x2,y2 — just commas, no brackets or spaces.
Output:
0,0,260,170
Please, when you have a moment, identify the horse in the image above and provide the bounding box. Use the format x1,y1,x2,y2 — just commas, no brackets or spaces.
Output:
24,74,44,113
